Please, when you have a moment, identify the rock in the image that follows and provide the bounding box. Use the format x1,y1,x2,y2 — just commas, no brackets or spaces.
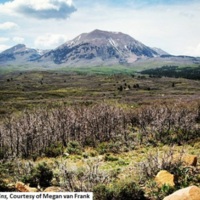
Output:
155,170,175,187
63,152,70,157
182,155,197,167
173,154,198,167
15,182,38,192
163,185,200,200
44,186,64,192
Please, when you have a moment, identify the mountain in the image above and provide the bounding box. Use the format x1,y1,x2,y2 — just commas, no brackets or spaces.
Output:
0,44,47,64
38,29,159,66
0,30,200,69
152,47,169,56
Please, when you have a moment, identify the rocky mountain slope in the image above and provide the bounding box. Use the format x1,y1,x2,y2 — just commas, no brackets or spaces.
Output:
152,47,169,56
0,44,46,64
38,29,159,66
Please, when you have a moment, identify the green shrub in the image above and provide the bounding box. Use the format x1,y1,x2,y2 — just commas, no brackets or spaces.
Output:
22,162,53,187
97,142,123,155
0,161,15,191
93,184,113,200
44,142,63,157
82,153,88,158
0,146,8,160
89,151,97,157
97,143,109,155
175,166,200,187
0,180,11,191
104,154,118,162
83,137,96,147
117,159,129,166
67,141,82,155
115,182,146,200
146,181,175,200
107,142,121,154
94,182,146,200
82,150,97,158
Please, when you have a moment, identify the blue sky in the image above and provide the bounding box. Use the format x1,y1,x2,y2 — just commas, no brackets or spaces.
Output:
0,0,200,56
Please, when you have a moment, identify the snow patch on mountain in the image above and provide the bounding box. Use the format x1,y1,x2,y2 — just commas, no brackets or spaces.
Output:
109,38,118,48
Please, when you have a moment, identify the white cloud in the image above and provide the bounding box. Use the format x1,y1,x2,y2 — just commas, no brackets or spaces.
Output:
12,36,24,43
0,37,10,43
0,22,19,30
34,33,68,48
185,43,200,57
0,0,76,19
0,44,10,53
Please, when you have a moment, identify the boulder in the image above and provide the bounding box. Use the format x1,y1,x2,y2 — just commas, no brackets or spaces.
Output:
182,155,198,167
163,185,200,200
155,170,175,187
15,182,38,192
44,186,64,192
173,154,198,167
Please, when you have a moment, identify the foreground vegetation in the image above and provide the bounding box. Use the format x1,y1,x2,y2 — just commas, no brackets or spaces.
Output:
0,71,200,199
1,102,200,159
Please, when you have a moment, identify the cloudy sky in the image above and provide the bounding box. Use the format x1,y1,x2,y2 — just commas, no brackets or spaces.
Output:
0,0,200,56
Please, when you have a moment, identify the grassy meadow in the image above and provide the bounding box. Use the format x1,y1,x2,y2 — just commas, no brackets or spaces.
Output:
1,69,200,117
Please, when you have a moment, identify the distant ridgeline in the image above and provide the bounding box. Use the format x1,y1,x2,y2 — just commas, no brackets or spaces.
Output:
141,66,200,80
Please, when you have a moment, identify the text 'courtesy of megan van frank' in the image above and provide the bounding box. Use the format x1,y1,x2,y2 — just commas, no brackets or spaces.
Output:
0,193,93,200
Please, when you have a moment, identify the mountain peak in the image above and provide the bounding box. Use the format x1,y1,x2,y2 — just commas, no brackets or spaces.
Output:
44,29,158,65
80,29,131,41
0,44,47,64
88,29,120,37
14,44,26,48
2,44,26,54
